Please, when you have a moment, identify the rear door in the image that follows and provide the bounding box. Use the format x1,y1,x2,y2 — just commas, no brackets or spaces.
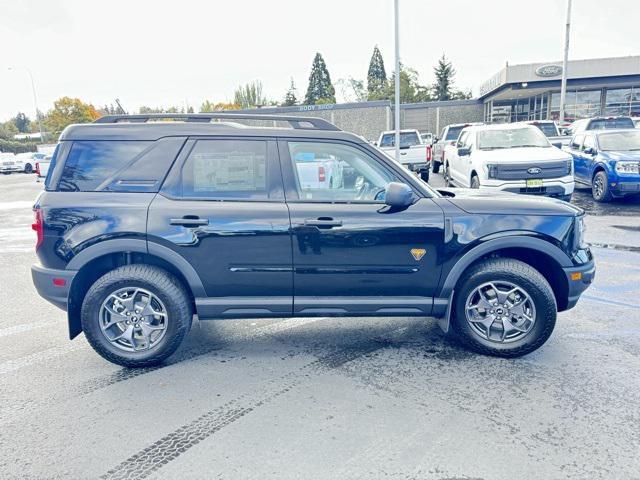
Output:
148,137,293,318
279,139,445,316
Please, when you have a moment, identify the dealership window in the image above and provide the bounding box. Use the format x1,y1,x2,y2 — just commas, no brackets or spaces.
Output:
550,90,602,122
604,87,640,116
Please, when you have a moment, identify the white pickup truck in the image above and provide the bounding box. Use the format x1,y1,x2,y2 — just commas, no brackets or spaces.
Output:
376,129,432,182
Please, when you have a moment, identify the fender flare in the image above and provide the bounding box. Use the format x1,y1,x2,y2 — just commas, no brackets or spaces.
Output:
438,236,572,299
66,238,206,297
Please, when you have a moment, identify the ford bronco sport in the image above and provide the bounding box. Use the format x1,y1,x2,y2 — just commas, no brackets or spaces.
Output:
31,113,595,367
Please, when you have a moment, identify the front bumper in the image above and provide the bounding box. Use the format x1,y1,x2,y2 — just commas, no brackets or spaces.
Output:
31,264,76,311
482,175,574,197
0,166,23,173
562,259,596,310
613,181,640,196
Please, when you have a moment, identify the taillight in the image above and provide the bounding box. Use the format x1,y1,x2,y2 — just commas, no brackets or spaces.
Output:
35,162,41,176
426,145,432,162
32,208,44,250
318,166,326,182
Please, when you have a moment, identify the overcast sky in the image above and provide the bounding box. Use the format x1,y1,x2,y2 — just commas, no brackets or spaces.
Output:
1,0,638,121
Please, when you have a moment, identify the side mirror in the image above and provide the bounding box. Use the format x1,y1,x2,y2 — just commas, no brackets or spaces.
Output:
584,147,596,155
457,147,471,156
372,141,378,146
385,182,413,208
433,137,439,143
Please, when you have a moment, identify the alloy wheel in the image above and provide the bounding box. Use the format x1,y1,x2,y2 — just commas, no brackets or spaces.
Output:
464,281,536,343
99,287,168,352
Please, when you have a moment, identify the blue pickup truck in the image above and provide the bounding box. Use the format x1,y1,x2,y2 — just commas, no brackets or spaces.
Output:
565,129,640,201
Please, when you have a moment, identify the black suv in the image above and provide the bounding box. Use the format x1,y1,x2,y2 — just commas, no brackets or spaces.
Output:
32,114,595,367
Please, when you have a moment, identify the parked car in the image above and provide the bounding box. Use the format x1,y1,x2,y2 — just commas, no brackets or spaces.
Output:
565,129,640,201
35,155,52,182
432,123,481,174
31,113,594,367
377,129,432,182
444,123,575,202
0,153,21,174
524,120,571,147
16,152,45,174
568,116,635,135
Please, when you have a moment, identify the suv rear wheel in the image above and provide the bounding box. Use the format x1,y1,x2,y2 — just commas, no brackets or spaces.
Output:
81,265,192,367
451,258,556,357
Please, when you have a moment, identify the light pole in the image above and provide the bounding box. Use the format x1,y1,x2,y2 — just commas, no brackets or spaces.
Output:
393,0,401,161
558,0,572,125
8,66,45,142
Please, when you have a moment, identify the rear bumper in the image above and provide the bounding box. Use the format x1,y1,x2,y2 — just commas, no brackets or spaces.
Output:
562,259,596,310
31,264,76,311
404,162,430,172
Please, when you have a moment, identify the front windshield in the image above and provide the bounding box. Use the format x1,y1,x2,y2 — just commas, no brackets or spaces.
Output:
477,127,550,150
598,130,640,151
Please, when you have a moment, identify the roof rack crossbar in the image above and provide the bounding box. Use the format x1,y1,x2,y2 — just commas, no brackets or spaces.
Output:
94,113,340,131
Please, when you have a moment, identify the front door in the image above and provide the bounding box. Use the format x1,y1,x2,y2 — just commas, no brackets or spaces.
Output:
568,134,587,182
279,139,445,317
148,137,293,318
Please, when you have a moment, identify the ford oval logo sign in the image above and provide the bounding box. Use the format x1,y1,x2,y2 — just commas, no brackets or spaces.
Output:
527,167,542,175
535,65,563,77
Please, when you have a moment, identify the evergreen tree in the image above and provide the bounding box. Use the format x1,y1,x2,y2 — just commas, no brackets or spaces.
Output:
304,53,336,105
283,78,298,106
433,54,456,101
367,46,387,99
234,80,268,109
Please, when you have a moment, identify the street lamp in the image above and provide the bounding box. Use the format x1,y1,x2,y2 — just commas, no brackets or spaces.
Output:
558,0,572,125
393,0,401,161
7,66,45,142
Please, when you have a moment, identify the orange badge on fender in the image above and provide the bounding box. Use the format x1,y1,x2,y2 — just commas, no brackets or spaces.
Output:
410,248,426,261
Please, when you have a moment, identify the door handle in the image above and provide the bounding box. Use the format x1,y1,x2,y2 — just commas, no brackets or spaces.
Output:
170,216,209,227
303,218,343,228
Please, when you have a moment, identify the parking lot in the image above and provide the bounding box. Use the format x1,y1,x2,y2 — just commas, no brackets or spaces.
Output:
0,172,639,479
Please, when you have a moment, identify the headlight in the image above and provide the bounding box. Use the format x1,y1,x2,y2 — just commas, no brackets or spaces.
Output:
486,164,498,179
614,161,640,174
574,215,587,250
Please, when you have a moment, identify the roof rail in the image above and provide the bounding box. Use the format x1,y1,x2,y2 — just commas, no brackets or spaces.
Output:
94,113,341,131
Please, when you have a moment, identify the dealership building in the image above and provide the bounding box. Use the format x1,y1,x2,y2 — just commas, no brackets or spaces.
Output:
244,55,639,140
479,55,640,123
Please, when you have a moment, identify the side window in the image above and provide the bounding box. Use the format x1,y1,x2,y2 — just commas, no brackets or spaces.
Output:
288,142,400,202
379,134,394,148
179,139,271,200
465,132,475,150
440,128,447,140
456,131,468,148
58,141,150,192
582,135,597,152
570,134,584,150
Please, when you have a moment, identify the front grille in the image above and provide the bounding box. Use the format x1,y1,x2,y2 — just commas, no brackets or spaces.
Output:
493,160,567,180
2,161,15,166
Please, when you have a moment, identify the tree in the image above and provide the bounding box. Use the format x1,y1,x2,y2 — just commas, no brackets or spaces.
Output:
12,112,30,133
0,121,19,140
233,80,268,109
44,97,101,135
367,46,388,100
383,66,434,104
433,54,456,101
304,53,336,105
200,101,241,112
283,78,298,106
336,78,367,103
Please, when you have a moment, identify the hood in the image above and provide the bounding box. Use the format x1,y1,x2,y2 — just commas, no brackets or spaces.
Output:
476,146,571,163
438,188,583,216
601,150,640,162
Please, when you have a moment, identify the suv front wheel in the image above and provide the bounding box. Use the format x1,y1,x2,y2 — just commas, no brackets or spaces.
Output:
452,258,556,357
81,265,192,367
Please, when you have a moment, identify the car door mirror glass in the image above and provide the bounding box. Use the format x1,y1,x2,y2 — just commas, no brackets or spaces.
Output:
384,182,413,208
584,147,596,155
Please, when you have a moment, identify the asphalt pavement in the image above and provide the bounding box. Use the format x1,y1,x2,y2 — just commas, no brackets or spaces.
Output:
0,172,639,480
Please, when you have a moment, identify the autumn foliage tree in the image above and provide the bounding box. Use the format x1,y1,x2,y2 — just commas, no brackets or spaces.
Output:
44,97,101,136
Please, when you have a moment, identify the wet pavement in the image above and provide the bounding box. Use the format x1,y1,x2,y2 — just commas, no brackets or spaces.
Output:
0,173,639,480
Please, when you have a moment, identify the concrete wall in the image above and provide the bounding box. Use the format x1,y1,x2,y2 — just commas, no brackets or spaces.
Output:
241,99,483,140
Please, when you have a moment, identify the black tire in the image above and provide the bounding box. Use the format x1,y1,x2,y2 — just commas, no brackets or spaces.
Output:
420,170,430,183
470,175,480,189
432,161,440,174
451,258,557,358
81,265,192,367
444,163,453,187
592,170,612,202
24,163,33,174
